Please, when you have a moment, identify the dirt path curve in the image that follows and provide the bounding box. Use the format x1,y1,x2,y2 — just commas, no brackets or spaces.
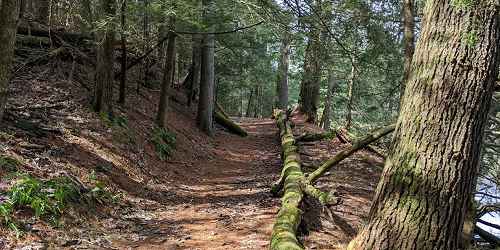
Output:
114,118,282,250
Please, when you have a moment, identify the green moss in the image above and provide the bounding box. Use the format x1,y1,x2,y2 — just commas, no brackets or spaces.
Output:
451,0,476,9
463,31,478,47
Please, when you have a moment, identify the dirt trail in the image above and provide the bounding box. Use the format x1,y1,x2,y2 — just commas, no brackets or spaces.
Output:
112,118,282,250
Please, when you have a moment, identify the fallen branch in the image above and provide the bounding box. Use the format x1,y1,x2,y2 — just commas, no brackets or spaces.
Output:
475,225,500,247
270,110,338,250
17,26,92,44
306,123,396,184
214,110,248,137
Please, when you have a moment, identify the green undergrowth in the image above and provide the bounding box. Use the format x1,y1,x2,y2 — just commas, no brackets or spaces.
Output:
99,112,137,145
0,173,115,237
0,155,22,173
152,127,176,161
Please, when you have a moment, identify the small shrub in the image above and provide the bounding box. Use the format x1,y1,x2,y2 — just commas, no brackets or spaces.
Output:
152,127,176,161
0,156,21,173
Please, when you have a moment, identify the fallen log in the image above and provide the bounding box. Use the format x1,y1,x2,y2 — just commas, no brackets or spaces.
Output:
306,123,396,184
17,26,92,44
214,110,248,137
270,110,337,250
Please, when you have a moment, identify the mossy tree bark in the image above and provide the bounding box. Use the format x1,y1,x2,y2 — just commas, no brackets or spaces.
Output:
400,0,415,103
320,72,337,130
348,1,500,249
0,0,21,121
93,0,115,116
118,0,127,105
298,27,321,123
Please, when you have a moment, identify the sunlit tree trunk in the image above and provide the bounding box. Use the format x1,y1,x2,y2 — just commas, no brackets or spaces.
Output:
348,1,500,249
345,57,356,129
93,0,115,117
276,33,290,110
0,0,21,121
320,72,336,130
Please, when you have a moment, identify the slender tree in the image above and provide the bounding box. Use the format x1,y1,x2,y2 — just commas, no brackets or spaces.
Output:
320,72,336,130
156,17,176,128
345,56,356,129
276,32,290,110
187,35,202,107
93,0,115,117
197,0,215,135
118,0,127,105
38,0,49,25
348,1,500,249
0,0,21,121
400,0,415,103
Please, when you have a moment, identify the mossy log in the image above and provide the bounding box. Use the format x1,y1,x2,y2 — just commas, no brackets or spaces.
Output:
307,123,396,184
270,110,337,250
214,109,248,137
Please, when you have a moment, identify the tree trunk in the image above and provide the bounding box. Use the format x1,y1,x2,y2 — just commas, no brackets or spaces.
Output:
38,0,49,25
348,1,500,249
118,0,127,105
187,35,202,107
79,0,94,34
299,28,321,123
246,87,254,117
93,0,115,116
400,0,415,103
345,57,355,129
156,19,176,128
0,0,21,121
276,33,290,110
197,34,215,135
142,0,149,88
320,72,337,130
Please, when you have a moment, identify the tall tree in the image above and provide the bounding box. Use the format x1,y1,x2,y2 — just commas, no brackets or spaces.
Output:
276,32,290,110
197,0,215,136
118,0,127,105
187,35,202,107
299,26,322,122
345,56,356,129
320,71,336,130
348,1,500,249
0,0,21,121
93,0,115,116
400,0,415,103
38,0,49,25
156,17,176,128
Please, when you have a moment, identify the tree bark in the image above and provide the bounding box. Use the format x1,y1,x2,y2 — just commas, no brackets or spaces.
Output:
400,0,415,104
320,72,337,130
348,1,500,249
38,0,49,25
346,57,355,130
299,28,321,123
93,0,115,116
156,23,176,128
197,34,215,135
187,35,201,107
118,0,127,105
276,33,290,110
0,0,21,121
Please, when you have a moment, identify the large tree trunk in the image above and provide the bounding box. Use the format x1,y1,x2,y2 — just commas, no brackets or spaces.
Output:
156,20,176,128
197,34,215,135
348,1,500,249
320,72,337,130
299,28,321,123
276,33,290,110
93,0,115,116
0,0,21,121
400,0,415,103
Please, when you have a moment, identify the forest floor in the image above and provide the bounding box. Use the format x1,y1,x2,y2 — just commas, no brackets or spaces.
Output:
1,44,384,249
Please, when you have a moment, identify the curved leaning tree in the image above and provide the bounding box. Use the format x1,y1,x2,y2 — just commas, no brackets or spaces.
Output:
348,0,500,249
